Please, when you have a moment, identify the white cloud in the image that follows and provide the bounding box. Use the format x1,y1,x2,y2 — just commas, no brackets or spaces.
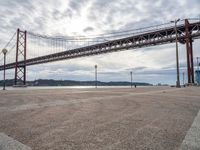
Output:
0,0,200,85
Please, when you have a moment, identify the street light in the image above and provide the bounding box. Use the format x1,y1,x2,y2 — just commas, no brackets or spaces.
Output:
2,49,8,90
171,19,181,88
182,72,185,86
130,71,133,88
95,65,97,88
197,57,200,71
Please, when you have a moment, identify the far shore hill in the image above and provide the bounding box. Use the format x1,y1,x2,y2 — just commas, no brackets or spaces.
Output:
0,79,156,86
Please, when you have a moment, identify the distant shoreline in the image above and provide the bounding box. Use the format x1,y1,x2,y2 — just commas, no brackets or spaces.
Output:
0,79,158,87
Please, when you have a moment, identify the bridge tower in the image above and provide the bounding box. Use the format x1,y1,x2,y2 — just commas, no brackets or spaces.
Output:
185,19,194,84
14,29,27,86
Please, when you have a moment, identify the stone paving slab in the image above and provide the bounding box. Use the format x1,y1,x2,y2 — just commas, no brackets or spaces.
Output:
0,133,31,150
180,110,200,150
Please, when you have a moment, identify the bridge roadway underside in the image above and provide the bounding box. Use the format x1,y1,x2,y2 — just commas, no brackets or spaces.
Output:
0,87,200,149
0,21,200,70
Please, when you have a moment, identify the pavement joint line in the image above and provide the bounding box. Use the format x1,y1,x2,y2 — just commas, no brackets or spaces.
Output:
179,110,200,150
0,133,31,150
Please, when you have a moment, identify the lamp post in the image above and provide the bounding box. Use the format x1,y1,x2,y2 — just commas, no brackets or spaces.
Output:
171,19,181,88
2,49,8,90
182,72,185,86
130,71,133,88
197,57,200,71
95,65,97,88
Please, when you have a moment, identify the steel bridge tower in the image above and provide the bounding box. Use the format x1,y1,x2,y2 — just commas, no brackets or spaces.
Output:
14,29,27,86
185,19,194,84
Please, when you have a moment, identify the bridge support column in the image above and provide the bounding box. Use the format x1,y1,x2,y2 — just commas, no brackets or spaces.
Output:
14,29,27,86
185,19,194,84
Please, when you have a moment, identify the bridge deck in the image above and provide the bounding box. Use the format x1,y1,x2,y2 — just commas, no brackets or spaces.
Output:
0,21,199,71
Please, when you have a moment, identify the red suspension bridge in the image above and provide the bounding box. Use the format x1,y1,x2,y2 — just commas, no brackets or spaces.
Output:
0,19,200,86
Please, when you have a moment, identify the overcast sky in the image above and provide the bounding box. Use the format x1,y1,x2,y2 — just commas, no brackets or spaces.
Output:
0,0,200,85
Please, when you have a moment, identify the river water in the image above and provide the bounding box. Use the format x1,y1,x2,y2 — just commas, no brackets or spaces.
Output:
1,86,157,91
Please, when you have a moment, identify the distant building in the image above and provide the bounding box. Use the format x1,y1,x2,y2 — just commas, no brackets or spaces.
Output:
157,83,162,86
195,70,200,86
